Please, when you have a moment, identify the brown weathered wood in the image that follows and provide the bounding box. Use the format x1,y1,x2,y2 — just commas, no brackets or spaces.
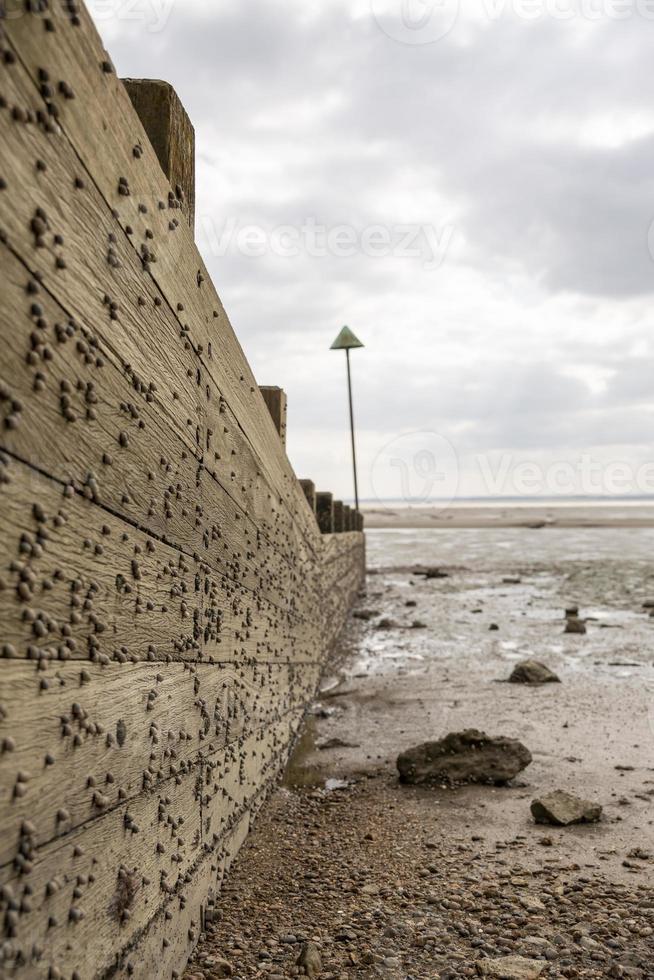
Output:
333,500,345,533
0,7,366,978
319,533,366,648
2,8,322,557
0,244,314,616
299,479,317,515
127,809,251,980
123,78,195,229
0,757,202,979
0,719,296,980
0,51,320,587
0,658,319,867
258,386,287,447
0,453,321,668
316,492,334,534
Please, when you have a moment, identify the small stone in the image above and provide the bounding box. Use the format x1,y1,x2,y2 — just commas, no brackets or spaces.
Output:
530,789,602,826
376,617,400,630
564,616,586,635
201,957,232,977
414,566,449,579
476,956,545,978
296,941,322,977
509,660,560,685
520,894,546,913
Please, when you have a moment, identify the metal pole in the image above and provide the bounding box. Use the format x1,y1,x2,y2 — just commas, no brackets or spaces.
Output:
345,348,360,513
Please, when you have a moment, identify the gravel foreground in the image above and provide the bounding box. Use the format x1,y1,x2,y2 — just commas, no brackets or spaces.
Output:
184,530,654,979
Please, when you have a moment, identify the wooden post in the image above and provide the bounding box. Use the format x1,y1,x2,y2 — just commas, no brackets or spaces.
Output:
343,504,352,531
333,500,345,533
316,492,334,534
259,386,287,447
299,479,316,515
122,78,195,229
356,510,365,532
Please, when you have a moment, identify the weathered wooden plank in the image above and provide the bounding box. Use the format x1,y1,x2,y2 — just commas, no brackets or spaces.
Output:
0,658,320,867
319,533,366,649
122,78,195,229
0,715,301,979
0,19,317,568
0,10,367,980
0,452,321,668
125,810,251,980
0,9,323,562
299,480,317,515
0,236,314,615
316,492,334,534
129,715,297,980
0,52,320,598
258,387,287,447
0,759,203,980
200,711,304,846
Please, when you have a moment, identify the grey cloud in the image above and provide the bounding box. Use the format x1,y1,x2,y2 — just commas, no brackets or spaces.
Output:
94,3,654,497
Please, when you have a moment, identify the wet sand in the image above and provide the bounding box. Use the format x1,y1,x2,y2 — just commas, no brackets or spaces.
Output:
184,528,654,979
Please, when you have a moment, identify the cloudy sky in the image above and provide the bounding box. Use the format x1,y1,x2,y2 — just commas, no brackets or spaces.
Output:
92,0,654,503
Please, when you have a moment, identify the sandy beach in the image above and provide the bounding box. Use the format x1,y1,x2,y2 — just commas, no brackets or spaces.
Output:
361,502,654,529
183,525,654,979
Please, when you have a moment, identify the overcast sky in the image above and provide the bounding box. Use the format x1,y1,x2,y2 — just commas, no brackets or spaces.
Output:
92,0,654,503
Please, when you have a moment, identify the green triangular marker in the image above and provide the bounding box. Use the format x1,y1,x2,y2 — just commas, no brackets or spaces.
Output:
330,325,364,350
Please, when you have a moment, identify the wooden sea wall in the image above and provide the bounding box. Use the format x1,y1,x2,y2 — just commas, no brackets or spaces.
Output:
0,4,365,978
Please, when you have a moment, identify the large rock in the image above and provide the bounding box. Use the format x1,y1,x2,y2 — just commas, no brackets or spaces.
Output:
509,660,560,685
531,789,602,826
477,956,545,978
397,730,532,786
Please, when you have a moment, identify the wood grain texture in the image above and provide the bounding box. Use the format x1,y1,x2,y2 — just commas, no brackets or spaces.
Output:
0,5,366,978
0,59,318,607
316,492,334,534
0,241,309,618
122,78,195,229
2,5,321,557
0,453,319,668
0,657,319,867
0,718,299,979
258,387,287,447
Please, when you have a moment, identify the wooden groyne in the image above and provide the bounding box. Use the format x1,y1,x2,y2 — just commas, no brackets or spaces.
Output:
0,5,364,978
